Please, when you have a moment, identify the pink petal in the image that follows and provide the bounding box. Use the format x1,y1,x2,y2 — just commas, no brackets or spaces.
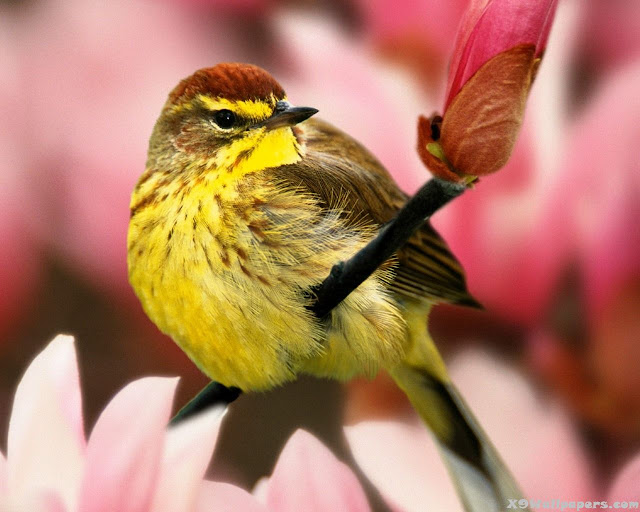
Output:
526,63,640,433
171,0,269,12
196,482,268,512
608,452,640,501
432,5,578,324
433,119,570,324
21,0,237,297
7,335,85,510
151,407,227,512
557,62,640,318
0,14,42,343
450,349,597,497
0,155,41,343
579,0,640,75
0,450,6,496
4,491,68,512
354,0,469,58
346,421,461,511
252,476,269,504
278,13,430,194
445,0,558,109
78,377,178,512
40,495,67,512
266,429,370,512
33,492,68,512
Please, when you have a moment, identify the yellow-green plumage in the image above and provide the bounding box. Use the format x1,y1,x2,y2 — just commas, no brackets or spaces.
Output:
128,63,525,512
128,158,405,389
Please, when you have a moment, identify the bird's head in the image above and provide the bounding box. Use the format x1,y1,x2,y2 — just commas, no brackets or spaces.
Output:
148,63,318,177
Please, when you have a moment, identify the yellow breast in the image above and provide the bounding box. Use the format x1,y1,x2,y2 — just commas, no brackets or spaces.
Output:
128,156,407,391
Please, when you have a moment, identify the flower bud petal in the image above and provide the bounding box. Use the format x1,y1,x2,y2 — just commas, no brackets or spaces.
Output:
440,44,537,177
445,0,558,109
416,115,464,182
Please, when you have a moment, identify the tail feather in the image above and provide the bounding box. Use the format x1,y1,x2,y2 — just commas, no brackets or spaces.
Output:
447,382,526,508
390,305,527,512
391,363,524,512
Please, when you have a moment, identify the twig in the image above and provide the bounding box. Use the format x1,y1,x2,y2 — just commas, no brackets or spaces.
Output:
170,177,467,424
309,178,466,318
170,381,241,426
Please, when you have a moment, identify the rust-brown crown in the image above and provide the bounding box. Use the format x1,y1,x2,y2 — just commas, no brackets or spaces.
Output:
168,63,286,106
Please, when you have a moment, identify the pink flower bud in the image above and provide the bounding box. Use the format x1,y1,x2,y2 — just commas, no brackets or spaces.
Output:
419,0,558,181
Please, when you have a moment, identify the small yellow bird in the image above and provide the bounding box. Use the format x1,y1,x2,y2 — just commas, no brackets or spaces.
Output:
128,63,522,511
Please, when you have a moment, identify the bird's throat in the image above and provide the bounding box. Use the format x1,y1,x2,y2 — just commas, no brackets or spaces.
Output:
129,125,304,231
209,126,303,189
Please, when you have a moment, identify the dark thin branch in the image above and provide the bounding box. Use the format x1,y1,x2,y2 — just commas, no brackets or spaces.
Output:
309,178,466,318
170,177,467,424
170,381,241,426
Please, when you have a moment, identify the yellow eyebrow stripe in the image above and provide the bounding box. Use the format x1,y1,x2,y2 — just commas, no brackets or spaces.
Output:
198,95,284,120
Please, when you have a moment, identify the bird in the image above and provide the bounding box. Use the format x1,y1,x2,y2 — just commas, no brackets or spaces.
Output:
128,62,523,511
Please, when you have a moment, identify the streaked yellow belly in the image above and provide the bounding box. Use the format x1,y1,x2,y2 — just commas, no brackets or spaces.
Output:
128,175,407,391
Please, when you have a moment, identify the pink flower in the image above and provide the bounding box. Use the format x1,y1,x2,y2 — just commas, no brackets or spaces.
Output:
432,122,567,324
0,155,42,344
444,0,557,109
346,348,597,512
352,0,469,89
431,2,581,324
254,430,371,512
15,0,236,298
191,429,374,511
418,0,558,181
167,0,270,13
0,335,377,511
527,61,640,438
357,0,468,52
277,12,431,194
557,64,640,322
0,335,224,512
0,11,42,343
579,0,640,77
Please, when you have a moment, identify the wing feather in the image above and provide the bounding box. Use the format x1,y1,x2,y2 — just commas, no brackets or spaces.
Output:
270,118,479,307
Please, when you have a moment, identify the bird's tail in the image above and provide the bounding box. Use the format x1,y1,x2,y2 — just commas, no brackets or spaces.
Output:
389,303,526,512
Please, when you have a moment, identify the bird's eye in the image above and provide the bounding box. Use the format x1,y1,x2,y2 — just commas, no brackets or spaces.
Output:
213,109,236,129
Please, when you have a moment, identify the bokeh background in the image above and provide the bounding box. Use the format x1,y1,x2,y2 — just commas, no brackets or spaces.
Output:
1,0,639,508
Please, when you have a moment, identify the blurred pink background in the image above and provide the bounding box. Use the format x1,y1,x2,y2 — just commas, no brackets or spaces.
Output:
1,0,639,507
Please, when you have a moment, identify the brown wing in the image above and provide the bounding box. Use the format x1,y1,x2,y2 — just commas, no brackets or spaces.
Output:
272,118,479,307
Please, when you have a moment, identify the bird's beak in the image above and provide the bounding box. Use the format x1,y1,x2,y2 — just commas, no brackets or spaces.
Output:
259,101,318,130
